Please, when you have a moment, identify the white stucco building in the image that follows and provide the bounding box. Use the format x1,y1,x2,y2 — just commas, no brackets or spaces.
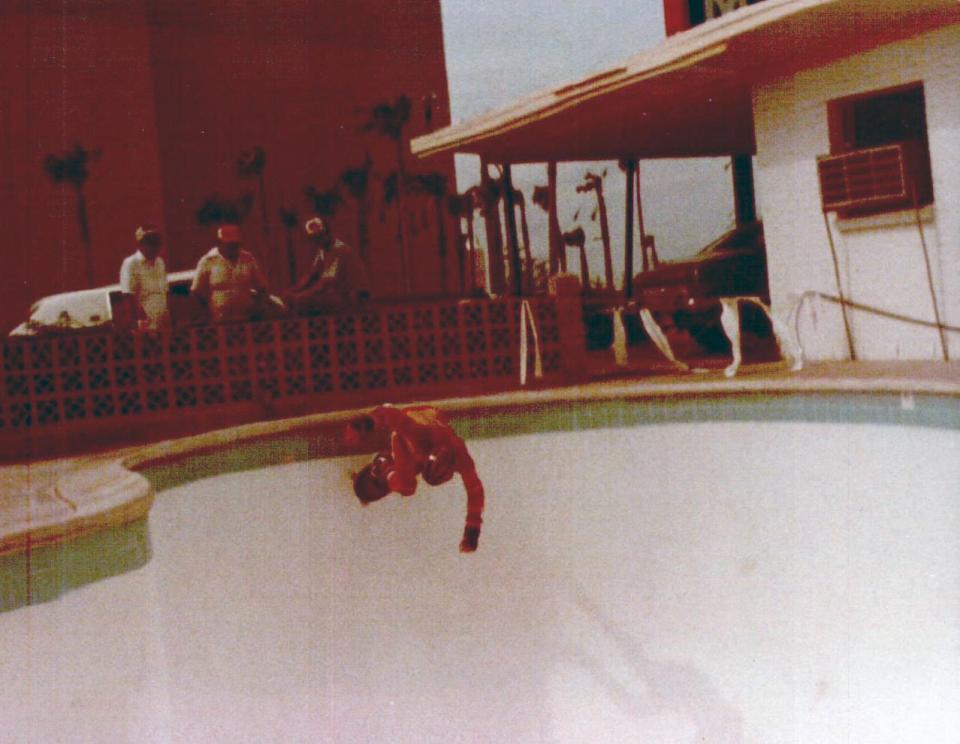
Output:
414,0,960,362
754,19,960,360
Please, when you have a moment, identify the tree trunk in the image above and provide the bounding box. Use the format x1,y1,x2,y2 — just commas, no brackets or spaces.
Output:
517,198,533,294
76,185,94,287
480,160,506,295
395,138,411,295
502,165,523,297
258,173,270,237
434,195,448,293
578,245,589,288
357,192,370,262
547,162,564,273
257,172,273,280
286,229,297,285
465,214,477,291
595,184,614,290
454,210,466,295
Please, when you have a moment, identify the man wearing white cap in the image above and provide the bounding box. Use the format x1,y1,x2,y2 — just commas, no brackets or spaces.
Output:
191,224,271,323
285,216,370,315
119,224,170,332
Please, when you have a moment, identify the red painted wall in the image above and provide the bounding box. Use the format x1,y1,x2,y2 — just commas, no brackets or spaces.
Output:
663,0,693,35
0,1,166,333
0,0,458,333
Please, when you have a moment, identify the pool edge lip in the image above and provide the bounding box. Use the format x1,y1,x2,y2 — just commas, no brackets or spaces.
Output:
3,360,959,557
0,460,153,557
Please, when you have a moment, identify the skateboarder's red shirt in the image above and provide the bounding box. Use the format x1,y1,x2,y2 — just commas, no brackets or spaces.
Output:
345,404,484,553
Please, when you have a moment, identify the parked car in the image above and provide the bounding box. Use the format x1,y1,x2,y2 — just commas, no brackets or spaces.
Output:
8,270,280,336
631,221,769,351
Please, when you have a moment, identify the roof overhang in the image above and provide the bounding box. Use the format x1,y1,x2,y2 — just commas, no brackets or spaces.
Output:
413,0,960,163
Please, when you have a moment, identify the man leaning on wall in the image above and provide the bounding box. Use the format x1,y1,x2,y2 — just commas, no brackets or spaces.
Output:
284,217,370,316
190,224,277,323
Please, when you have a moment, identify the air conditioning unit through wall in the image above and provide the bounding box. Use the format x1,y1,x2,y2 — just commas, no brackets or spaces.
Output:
816,141,932,216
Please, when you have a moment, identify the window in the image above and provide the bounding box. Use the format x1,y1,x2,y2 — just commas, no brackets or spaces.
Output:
699,0,767,23
666,0,766,34
818,83,933,216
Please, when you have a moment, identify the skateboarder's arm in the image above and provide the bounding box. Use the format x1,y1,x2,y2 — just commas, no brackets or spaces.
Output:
459,454,484,553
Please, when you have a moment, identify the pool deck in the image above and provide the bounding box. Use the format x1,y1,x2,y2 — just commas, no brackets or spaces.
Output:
2,359,959,555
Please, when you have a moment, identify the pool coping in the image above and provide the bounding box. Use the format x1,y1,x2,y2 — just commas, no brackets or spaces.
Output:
2,359,959,555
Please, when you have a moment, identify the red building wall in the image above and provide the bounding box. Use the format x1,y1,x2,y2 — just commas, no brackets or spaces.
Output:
0,1,167,334
663,0,693,36
0,0,458,333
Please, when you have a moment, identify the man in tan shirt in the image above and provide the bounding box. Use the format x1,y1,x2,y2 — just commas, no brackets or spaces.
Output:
285,217,370,315
191,224,271,323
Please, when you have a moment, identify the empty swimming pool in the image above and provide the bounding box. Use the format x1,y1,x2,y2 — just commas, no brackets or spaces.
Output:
2,394,959,743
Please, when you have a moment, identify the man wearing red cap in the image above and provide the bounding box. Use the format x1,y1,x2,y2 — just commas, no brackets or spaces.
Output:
345,404,485,553
285,216,370,315
119,224,169,332
191,224,271,323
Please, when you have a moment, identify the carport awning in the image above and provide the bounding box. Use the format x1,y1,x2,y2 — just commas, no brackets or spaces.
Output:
412,0,960,163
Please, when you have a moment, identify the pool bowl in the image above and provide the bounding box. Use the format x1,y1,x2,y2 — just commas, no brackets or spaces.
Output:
1,394,959,743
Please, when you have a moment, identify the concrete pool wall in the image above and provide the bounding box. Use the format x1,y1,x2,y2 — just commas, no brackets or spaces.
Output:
3,360,959,558
1,361,959,742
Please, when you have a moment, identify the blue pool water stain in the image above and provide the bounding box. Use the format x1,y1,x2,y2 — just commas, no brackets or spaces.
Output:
0,518,151,612
454,393,960,441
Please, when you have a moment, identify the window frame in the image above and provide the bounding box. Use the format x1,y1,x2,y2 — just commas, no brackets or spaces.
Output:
824,82,934,216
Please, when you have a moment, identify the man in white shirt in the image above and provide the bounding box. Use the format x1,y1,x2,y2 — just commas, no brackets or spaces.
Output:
191,224,271,323
119,224,170,331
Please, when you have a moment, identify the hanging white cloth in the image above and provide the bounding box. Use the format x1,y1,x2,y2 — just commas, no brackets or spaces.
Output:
612,308,628,367
720,297,803,377
519,299,544,386
638,308,689,371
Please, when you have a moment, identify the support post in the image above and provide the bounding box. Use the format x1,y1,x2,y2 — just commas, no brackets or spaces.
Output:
547,161,565,273
636,165,651,271
623,158,636,298
550,275,587,382
502,165,524,296
480,158,506,295
731,154,757,226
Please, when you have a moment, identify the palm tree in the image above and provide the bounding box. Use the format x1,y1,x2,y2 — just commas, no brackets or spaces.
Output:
576,170,614,290
533,179,565,274
446,191,475,294
476,166,506,294
410,172,451,293
304,185,343,219
562,226,589,288
278,205,299,284
467,186,485,291
43,144,99,286
237,146,270,242
361,95,412,294
511,188,534,294
338,154,373,260
531,257,551,294
195,193,255,227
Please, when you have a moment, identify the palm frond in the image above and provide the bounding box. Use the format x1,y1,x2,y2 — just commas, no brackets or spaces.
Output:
304,185,343,216
237,146,266,178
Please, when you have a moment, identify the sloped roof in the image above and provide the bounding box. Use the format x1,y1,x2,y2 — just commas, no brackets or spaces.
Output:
412,0,960,162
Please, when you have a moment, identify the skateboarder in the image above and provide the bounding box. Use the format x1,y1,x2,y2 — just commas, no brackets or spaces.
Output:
345,404,485,553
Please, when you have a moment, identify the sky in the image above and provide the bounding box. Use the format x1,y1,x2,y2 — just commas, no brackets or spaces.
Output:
437,0,735,281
